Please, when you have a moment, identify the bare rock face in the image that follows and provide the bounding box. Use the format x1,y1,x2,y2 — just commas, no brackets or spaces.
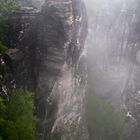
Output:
7,0,88,140
6,8,40,90
37,0,88,139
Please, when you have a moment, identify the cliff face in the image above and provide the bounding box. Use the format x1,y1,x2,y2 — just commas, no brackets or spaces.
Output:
37,1,88,139
7,0,88,140
6,8,40,90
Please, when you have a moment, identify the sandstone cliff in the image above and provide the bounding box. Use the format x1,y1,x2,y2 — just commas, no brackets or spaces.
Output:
6,0,88,139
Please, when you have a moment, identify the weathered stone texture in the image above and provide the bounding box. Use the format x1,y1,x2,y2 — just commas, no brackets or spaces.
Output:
7,0,88,139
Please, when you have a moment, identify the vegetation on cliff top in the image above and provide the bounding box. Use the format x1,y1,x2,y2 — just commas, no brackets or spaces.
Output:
0,0,18,18
0,0,18,42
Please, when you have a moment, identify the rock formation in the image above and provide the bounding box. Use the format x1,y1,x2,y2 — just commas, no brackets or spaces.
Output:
6,0,88,139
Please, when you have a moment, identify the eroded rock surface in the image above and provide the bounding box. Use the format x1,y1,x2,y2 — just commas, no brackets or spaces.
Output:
7,0,88,140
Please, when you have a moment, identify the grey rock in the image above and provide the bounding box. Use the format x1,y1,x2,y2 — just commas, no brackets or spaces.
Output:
7,0,88,140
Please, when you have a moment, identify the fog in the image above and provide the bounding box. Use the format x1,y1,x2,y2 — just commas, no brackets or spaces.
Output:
84,0,140,105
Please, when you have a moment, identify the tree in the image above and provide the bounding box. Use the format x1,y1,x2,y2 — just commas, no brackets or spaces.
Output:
0,0,18,19
87,93,124,140
0,89,37,140
0,42,8,53
0,97,7,140
0,0,18,41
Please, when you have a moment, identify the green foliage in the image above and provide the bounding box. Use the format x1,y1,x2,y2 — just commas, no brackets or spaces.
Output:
87,94,124,140
0,98,7,118
0,0,18,19
0,42,8,53
0,98,7,140
0,0,18,42
0,89,37,140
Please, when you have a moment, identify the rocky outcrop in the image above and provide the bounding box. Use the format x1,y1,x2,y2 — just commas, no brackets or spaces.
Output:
37,0,88,139
7,0,88,140
6,8,40,90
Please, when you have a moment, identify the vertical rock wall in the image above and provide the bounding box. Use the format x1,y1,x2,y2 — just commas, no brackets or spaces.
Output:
7,0,88,140
37,0,88,139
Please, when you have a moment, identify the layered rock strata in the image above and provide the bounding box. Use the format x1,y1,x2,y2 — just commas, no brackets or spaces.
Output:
7,0,88,139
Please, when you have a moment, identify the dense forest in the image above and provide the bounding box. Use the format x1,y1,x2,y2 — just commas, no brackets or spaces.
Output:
0,0,140,140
